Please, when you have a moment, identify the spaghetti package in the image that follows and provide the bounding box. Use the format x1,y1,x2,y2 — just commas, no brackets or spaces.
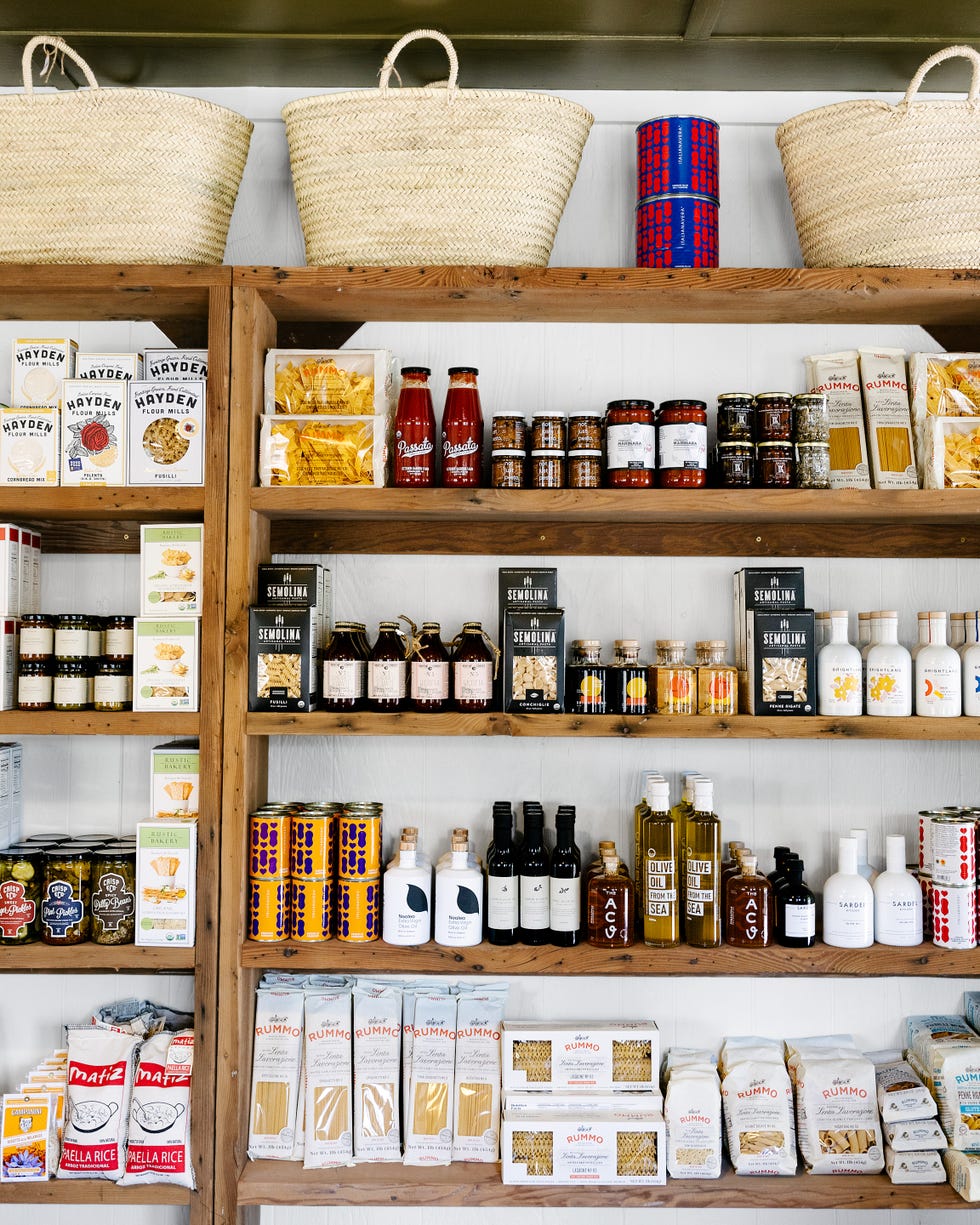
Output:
790,1041,883,1174
352,983,401,1163
247,989,305,1160
453,990,506,1163
401,983,451,1137
1,1093,58,1181
910,352,980,487
804,350,871,488
719,1038,797,1176
303,990,353,1169
119,1029,194,1187
858,348,918,489
664,1048,722,1180
404,993,457,1166
58,1025,140,1181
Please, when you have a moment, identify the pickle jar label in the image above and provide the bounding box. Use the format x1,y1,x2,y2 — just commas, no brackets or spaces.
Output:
92,872,135,932
41,879,84,937
0,880,35,937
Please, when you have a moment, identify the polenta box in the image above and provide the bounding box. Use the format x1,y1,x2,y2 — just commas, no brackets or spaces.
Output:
61,379,126,486
128,381,205,486
0,407,59,485
75,353,143,381
133,618,200,712
150,741,200,820
135,820,196,947
11,338,76,408
140,524,203,616
143,349,208,383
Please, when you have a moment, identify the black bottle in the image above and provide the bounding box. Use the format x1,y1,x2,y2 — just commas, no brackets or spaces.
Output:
776,858,817,948
550,806,582,947
518,802,550,945
486,806,519,945
767,845,792,883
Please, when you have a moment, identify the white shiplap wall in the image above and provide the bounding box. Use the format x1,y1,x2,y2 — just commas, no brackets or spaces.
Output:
2,84,976,1225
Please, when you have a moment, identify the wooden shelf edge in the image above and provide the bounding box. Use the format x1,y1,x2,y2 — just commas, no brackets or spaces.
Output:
245,712,980,741
1,946,196,972
0,488,206,520
0,1180,192,1204
237,1160,968,1208
240,940,979,978
0,712,201,736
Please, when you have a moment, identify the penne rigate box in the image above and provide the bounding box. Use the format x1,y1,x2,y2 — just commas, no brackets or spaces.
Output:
135,820,196,947
501,1111,665,1185
502,1022,660,1093
745,609,816,716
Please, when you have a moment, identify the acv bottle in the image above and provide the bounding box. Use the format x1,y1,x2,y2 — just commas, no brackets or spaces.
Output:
452,622,497,713
915,611,962,717
409,621,450,713
873,834,923,947
382,830,432,946
822,836,874,949
817,611,862,716
441,366,484,487
434,829,483,947
587,855,634,948
866,611,912,716
366,620,407,712
724,853,772,948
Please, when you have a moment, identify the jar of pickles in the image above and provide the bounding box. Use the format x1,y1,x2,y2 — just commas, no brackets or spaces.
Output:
90,845,136,945
695,640,738,715
652,640,695,714
757,442,795,488
566,640,607,714
716,393,755,443
716,442,755,488
41,847,90,944
0,846,42,944
754,393,794,443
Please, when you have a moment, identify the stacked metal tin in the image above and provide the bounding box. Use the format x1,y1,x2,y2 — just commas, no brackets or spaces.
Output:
917,806,980,950
336,802,383,942
636,115,719,268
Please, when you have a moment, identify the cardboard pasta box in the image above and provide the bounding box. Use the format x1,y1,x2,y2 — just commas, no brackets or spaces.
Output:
733,566,805,670
135,819,196,946
503,609,565,714
75,353,143,381
61,379,126,485
502,1021,660,1093
140,524,203,616
11,337,76,408
143,349,208,383
745,608,816,715
248,607,316,712
128,380,206,486
502,1112,665,1185
0,407,59,486
256,563,329,656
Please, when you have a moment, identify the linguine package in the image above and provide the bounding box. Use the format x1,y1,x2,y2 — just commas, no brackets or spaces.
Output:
352,983,401,1163
453,990,506,1163
303,990,353,1169
404,993,457,1166
247,989,305,1160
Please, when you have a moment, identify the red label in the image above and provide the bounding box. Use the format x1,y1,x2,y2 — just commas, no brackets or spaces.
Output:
126,1144,185,1174
69,1059,126,1087
134,1059,191,1089
59,1142,119,1171
0,880,35,936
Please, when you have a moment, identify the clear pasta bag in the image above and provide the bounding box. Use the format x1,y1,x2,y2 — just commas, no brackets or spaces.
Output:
909,353,980,487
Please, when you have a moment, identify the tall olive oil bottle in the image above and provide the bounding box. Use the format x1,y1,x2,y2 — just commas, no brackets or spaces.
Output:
685,777,721,948
642,777,679,946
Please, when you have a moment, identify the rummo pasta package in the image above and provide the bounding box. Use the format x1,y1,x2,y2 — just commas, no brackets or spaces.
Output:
804,350,871,488
247,989,305,1160
502,1021,660,1093
404,993,457,1166
858,347,918,489
352,983,401,1163
453,990,506,1163
119,1030,194,1187
790,1042,884,1174
58,1025,140,1180
400,983,451,1138
719,1038,797,1176
884,1117,946,1151
868,1053,937,1122
664,1057,722,1179
303,990,353,1169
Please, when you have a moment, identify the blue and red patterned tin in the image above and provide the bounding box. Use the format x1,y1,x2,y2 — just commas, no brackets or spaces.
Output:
637,115,719,200
636,195,719,268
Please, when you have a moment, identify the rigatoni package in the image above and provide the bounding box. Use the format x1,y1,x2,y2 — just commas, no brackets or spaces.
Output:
352,983,401,1163
453,991,506,1163
119,1029,194,1187
58,1025,140,1180
247,989,305,1160
404,993,457,1166
303,990,353,1169
792,1046,883,1174
719,1038,796,1176
804,350,871,488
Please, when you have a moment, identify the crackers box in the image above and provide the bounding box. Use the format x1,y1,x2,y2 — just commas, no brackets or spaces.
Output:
133,618,200,712
0,407,59,486
745,609,816,715
135,819,196,946
502,1113,665,1185
75,353,143,381
502,1021,660,1093
248,607,316,713
61,379,126,485
128,380,206,486
150,741,200,820
11,338,76,407
140,524,203,616
143,349,208,382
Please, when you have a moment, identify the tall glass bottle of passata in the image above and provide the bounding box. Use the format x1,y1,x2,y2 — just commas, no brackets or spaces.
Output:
605,399,656,487
366,621,407,711
322,622,367,711
409,621,450,712
393,366,437,486
441,367,484,487
451,622,497,712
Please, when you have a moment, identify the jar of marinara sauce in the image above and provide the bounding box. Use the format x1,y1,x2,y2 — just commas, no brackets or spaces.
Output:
656,399,707,488
604,399,655,488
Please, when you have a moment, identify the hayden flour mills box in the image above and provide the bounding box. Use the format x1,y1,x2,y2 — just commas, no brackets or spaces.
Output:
61,379,126,485
0,407,59,485
128,381,206,485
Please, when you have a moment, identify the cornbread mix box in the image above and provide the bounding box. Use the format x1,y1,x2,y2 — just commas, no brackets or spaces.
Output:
150,741,200,820
0,407,59,485
61,379,126,485
248,607,316,712
502,1021,660,1093
11,337,76,407
135,819,196,947
745,609,816,715
75,353,143,381
501,1112,665,1185
133,618,200,712
140,524,203,616
128,381,206,486
143,349,208,383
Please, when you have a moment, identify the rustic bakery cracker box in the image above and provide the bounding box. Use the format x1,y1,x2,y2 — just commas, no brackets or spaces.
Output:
135,819,197,947
150,741,200,821
745,609,816,715
140,524,203,616
0,406,59,486
133,618,200,712
128,380,206,486
61,379,126,486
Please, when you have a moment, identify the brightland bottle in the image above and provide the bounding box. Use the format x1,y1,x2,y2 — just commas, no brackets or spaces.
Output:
817,611,862,716
866,611,912,716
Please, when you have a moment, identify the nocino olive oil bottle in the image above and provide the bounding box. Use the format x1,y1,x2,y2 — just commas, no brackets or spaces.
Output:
685,777,721,948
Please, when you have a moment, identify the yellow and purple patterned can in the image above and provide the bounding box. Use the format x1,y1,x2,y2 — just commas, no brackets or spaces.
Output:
338,804,383,879
336,875,380,942
249,811,290,879
248,877,289,942
290,810,338,881
288,877,333,941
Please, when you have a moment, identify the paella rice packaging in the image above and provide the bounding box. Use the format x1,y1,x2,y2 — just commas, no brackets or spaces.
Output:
910,353,980,487
58,1024,140,1180
119,1029,194,1187
265,350,393,416
258,414,388,486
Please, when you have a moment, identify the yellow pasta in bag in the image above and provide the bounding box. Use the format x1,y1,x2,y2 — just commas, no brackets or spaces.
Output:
258,415,387,487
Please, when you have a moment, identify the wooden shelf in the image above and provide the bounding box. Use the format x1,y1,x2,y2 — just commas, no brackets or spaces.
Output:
0,711,200,736
246,711,980,741
1,944,195,972
241,939,978,978
0,1180,191,1204
237,1160,968,1208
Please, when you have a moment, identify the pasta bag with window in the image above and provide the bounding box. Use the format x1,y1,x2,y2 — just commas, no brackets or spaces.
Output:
719,1037,797,1176
910,353,980,487
453,988,507,1163
303,989,353,1169
788,1039,883,1174
664,1048,722,1179
404,993,457,1166
258,414,388,486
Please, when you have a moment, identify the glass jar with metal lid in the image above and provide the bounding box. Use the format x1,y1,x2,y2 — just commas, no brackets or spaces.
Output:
103,615,134,660
491,450,525,489
567,450,602,489
793,392,830,444
567,409,604,451
54,614,89,660
18,660,52,710
94,659,133,712
657,400,708,488
531,409,566,452
53,659,91,710
605,399,656,488
796,443,831,489
566,640,607,714
90,845,136,945
758,442,795,488
716,394,755,443
0,845,42,944
531,450,565,489
754,393,794,443
491,411,527,452
716,442,755,488
19,613,54,661
40,847,90,944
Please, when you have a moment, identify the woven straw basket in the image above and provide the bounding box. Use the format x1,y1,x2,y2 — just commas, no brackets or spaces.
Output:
775,45,980,268
282,29,594,267
0,35,253,264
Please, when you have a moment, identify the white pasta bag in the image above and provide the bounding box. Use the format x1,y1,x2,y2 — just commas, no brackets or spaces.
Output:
867,1051,937,1122
719,1037,796,1176
119,1029,194,1187
792,1046,884,1174
247,988,305,1160
352,982,402,1163
303,990,353,1169
453,989,507,1163
58,1025,140,1181
664,1063,722,1179
404,993,457,1166
400,982,451,1139
664,1048,717,1079
784,1034,859,1084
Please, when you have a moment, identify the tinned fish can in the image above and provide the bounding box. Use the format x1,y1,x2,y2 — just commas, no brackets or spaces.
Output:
919,809,944,872
636,195,719,269
931,881,976,950
249,811,290,879
336,876,380,943
931,814,976,886
637,115,719,201
338,804,383,879
917,872,934,939
248,877,289,942
290,809,339,881
288,878,333,942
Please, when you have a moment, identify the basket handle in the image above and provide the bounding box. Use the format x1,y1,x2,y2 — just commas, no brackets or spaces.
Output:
22,35,100,93
903,44,980,107
378,29,459,97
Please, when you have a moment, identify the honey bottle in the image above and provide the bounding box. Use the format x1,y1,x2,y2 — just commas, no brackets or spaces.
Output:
684,778,721,948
